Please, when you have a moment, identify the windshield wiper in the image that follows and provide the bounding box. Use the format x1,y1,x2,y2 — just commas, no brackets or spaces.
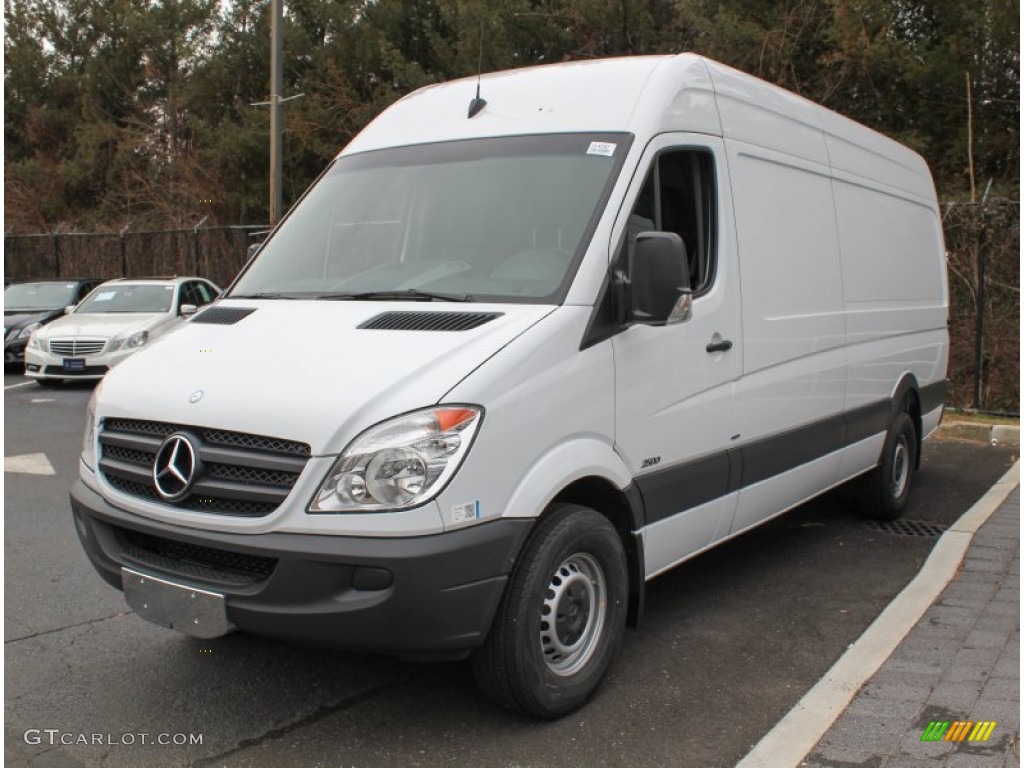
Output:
226,293,300,300
317,289,472,303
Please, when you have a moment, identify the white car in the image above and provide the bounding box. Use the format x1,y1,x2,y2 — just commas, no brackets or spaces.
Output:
25,277,220,385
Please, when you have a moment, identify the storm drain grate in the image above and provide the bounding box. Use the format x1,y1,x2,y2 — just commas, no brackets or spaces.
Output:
866,519,947,538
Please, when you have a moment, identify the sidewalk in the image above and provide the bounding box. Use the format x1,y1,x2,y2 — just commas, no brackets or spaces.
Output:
802,487,1020,767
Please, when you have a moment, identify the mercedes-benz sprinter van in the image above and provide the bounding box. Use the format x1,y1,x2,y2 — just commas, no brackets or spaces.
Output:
71,54,948,718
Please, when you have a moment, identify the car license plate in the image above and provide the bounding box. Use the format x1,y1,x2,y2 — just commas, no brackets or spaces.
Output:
62,358,86,372
121,567,234,639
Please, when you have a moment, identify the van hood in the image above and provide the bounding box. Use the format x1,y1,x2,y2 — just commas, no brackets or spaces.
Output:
97,300,556,455
41,312,168,340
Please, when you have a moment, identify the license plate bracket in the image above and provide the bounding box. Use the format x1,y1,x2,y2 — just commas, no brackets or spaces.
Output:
122,567,234,639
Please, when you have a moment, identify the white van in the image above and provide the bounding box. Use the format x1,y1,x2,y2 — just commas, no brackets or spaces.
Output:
71,54,948,718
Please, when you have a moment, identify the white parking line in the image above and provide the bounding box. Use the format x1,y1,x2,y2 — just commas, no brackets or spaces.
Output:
30,398,55,403
4,453,56,476
4,381,34,390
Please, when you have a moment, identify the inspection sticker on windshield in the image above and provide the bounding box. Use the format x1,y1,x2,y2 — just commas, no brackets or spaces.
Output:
93,291,116,302
587,141,616,157
451,500,480,524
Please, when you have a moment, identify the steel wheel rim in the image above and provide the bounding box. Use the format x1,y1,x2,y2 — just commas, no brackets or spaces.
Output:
892,435,910,498
539,552,607,677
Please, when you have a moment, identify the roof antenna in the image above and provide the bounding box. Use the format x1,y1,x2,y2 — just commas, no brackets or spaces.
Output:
467,14,487,118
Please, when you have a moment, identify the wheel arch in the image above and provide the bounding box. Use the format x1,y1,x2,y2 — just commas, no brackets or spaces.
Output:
548,477,646,628
890,372,923,468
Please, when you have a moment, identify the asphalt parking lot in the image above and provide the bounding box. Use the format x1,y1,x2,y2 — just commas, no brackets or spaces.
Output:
4,369,1019,768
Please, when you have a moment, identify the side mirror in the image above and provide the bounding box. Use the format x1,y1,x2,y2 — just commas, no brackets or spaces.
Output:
180,304,198,317
247,242,263,260
630,232,692,325
63,305,75,315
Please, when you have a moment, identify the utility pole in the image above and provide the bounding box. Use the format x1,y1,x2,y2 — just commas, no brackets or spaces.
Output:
251,0,302,226
270,0,283,225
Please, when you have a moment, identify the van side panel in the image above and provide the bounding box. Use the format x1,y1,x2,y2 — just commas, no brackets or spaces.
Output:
820,108,937,202
727,146,848,376
723,137,849,533
830,175,948,419
819,106,948,426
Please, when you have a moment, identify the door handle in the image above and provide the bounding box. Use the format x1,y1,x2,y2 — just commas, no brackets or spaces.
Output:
706,339,733,353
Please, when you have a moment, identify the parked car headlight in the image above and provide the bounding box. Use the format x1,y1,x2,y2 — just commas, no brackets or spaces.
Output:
110,330,149,351
27,333,45,351
310,406,482,513
17,322,40,340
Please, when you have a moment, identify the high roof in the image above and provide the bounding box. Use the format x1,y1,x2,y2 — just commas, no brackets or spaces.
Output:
341,54,934,202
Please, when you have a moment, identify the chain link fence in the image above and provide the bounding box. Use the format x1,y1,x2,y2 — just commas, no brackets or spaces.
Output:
942,200,1019,413
3,226,268,291
4,207,1020,412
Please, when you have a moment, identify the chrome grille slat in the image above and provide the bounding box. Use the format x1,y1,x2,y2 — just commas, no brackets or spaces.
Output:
50,337,106,356
98,419,310,518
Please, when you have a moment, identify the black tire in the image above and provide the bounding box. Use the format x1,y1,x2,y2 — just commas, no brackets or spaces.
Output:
471,504,628,719
857,411,918,520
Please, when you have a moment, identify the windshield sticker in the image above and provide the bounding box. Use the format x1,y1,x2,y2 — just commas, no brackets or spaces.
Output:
587,141,616,157
93,291,116,302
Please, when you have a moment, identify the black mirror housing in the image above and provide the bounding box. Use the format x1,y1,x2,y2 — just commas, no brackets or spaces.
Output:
630,232,692,325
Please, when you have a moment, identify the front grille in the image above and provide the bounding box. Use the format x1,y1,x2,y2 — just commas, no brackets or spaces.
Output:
99,418,310,517
104,419,310,457
117,527,277,586
50,338,106,356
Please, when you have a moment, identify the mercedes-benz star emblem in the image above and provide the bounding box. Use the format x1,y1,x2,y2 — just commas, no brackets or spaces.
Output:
189,390,204,404
153,433,199,501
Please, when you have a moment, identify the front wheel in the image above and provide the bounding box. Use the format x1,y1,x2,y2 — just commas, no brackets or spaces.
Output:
471,504,628,719
858,411,918,520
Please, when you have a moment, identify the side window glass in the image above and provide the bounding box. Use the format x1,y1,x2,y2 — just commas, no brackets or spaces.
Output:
620,149,717,294
196,282,216,305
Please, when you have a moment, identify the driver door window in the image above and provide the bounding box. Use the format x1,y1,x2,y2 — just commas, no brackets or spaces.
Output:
620,150,716,294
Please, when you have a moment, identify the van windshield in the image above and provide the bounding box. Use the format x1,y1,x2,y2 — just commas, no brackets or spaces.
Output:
229,133,630,303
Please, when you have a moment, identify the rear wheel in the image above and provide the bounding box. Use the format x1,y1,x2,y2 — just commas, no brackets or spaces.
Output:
471,504,628,719
858,411,917,520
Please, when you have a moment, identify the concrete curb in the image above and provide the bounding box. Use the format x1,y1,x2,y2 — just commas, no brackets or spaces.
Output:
938,421,1020,447
735,459,1021,768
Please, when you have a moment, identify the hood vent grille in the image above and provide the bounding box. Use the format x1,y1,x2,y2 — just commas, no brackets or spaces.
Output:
191,306,257,325
359,311,503,332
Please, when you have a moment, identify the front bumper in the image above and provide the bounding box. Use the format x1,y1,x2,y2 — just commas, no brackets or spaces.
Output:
25,346,137,380
70,480,532,658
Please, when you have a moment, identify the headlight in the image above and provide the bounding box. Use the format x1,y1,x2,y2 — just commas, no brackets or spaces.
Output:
110,330,149,351
27,333,45,351
310,406,482,513
18,322,40,339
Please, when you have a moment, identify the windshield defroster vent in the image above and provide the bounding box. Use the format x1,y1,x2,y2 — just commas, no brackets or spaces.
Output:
192,307,257,325
359,311,503,332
